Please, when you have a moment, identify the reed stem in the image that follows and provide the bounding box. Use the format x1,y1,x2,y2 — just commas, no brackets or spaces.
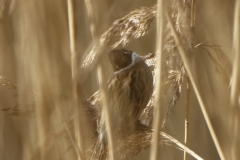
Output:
150,1,165,160
67,0,86,159
97,66,116,160
184,77,190,160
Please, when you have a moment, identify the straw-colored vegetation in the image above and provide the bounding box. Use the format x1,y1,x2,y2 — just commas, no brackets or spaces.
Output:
0,0,239,160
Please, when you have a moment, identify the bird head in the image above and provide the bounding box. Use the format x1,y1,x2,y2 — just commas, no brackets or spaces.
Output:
108,49,133,72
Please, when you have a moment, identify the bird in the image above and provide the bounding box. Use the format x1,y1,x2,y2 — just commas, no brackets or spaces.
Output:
93,49,153,159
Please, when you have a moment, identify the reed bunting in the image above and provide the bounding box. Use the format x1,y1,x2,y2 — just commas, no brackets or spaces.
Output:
95,49,153,159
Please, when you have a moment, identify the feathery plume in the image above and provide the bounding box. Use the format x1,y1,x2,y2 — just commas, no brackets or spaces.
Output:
82,6,157,68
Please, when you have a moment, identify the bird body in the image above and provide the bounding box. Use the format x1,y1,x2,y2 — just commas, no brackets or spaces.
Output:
94,49,153,159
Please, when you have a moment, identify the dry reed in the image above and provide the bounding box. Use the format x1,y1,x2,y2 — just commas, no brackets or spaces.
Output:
97,66,116,160
67,0,86,159
150,0,164,159
0,0,239,160
166,8,226,160
231,0,240,107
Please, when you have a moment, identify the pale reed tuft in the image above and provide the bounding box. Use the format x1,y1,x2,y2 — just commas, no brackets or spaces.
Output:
82,6,157,68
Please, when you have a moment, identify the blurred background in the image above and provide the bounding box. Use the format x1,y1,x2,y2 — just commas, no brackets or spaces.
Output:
0,0,238,160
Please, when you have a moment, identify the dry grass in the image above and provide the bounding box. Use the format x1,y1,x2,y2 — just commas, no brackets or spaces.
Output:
0,0,239,160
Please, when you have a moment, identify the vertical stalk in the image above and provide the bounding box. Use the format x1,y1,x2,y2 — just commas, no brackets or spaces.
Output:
184,77,190,160
231,0,240,108
35,97,47,160
67,0,85,159
231,1,240,159
190,0,196,28
84,0,96,41
150,1,164,160
97,66,116,160
184,1,195,159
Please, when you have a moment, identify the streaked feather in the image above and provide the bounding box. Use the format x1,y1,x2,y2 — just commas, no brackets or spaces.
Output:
93,49,153,159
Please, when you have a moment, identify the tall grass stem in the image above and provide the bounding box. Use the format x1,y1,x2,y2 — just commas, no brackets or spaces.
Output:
150,1,164,160
184,77,190,160
231,0,240,108
97,66,116,160
67,0,86,159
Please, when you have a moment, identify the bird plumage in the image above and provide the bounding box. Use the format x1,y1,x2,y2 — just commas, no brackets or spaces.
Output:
93,49,153,160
